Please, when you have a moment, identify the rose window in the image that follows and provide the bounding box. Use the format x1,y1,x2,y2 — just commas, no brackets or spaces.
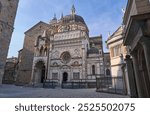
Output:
61,52,71,64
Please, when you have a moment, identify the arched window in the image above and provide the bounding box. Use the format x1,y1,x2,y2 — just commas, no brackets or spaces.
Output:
92,65,95,75
35,35,41,47
53,62,58,66
44,47,47,56
106,69,110,76
74,61,79,66
39,46,44,56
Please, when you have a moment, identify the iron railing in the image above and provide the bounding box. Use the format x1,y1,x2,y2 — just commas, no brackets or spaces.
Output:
96,77,127,95
43,79,59,88
61,81,87,89
43,79,96,89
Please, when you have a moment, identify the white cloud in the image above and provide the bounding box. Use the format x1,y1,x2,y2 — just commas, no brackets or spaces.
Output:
87,12,122,52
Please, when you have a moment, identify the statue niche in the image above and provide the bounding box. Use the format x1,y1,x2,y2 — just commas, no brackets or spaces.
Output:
34,30,50,57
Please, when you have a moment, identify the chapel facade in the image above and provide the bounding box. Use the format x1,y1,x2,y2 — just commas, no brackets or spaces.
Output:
16,5,106,86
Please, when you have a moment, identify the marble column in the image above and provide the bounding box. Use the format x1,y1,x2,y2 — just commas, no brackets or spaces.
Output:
30,63,35,85
47,51,52,79
82,43,86,80
0,68,4,84
132,50,149,97
140,37,150,97
132,52,144,97
140,37,150,81
44,62,47,80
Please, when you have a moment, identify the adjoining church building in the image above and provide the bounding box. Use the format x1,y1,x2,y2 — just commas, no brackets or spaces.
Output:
106,26,130,95
106,26,127,78
16,5,106,87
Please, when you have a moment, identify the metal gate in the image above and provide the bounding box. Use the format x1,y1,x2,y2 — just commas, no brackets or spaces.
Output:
43,79,96,89
96,77,127,95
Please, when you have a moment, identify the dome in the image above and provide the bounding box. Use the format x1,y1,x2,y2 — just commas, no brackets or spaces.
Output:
62,14,86,25
88,47,99,54
61,4,86,25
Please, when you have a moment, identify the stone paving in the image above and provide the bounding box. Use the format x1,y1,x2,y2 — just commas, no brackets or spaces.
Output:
0,84,129,98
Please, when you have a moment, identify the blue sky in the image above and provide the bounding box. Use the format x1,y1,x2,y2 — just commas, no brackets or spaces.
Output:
8,0,127,57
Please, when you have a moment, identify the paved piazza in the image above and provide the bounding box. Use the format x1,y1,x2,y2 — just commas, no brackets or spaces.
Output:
0,85,128,98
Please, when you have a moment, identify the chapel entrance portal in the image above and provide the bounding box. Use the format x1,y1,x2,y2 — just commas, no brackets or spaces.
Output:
34,61,45,83
63,72,68,82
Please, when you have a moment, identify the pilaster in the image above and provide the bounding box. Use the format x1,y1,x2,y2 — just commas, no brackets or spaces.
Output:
125,55,137,97
140,37,150,79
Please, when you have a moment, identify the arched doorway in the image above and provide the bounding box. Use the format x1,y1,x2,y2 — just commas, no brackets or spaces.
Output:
63,72,68,82
106,69,111,76
92,65,95,75
34,61,45,83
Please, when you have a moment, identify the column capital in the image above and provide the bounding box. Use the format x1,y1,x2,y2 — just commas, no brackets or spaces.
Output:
140,37,150,48
141,19,150,37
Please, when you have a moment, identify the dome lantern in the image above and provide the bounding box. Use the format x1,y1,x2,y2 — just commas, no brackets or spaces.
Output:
71,4,76,15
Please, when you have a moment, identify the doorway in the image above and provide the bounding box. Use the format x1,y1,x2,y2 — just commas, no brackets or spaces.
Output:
63,72,68,82
34,61,45,83
41,65,45,83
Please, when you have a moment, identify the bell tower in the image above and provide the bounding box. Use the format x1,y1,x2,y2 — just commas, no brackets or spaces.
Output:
0,0,19,84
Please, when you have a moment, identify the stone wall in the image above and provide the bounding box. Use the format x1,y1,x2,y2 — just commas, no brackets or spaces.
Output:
2,57,18,84
124,0,150,26
0,0,19,84
136,0,150,14
16,22,50,85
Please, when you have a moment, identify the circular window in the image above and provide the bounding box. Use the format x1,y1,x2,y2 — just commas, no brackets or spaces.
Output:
61,52,71,64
